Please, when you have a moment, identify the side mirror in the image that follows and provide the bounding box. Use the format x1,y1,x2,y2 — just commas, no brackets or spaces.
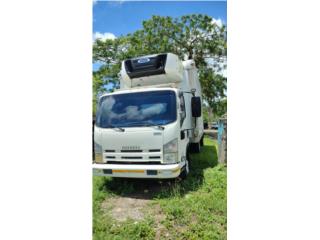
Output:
191,97,202,117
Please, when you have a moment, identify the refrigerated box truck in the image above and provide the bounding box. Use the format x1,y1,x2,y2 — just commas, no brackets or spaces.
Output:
93,53,204,179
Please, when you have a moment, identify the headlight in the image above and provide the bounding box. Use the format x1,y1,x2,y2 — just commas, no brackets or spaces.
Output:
94,142,103,163
163,138,178,164
163,152,178,164
164,138,178,153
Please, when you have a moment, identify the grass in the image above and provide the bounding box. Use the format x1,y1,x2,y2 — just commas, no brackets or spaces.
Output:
93,137,227,240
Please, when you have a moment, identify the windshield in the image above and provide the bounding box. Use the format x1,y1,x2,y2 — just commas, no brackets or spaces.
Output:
96,90,177,128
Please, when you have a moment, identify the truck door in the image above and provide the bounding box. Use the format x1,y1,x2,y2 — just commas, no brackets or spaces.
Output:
179,93,189,158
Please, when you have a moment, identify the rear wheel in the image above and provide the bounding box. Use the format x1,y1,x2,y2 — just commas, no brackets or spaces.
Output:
200,135,204,146
190,142,200,153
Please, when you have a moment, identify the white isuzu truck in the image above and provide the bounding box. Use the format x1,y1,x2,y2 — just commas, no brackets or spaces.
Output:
93,53,204,179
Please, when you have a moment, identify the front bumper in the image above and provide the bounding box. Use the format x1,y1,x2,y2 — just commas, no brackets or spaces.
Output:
92,162,184,179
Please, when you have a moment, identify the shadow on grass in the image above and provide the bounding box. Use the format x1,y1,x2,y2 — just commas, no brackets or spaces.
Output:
98,140,218,200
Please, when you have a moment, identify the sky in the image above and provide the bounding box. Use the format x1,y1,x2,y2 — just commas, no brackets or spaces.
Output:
92,1,227,73
93,1,227,39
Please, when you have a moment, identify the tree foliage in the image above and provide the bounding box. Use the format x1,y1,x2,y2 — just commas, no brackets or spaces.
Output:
93,14,227,116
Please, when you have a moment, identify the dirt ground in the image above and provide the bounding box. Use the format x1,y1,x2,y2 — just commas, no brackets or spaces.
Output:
102,196,151,222
100,179,171,239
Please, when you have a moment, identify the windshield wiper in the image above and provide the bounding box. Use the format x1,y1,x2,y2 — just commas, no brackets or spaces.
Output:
147,124,165,130
143,122,165,130
114,121,165,130
107,124,125,132
123,121,165,130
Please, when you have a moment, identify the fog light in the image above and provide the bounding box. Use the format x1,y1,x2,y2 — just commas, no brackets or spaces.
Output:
160,170,172,175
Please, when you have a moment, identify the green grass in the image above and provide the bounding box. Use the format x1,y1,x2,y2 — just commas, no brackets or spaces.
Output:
93,137,227,240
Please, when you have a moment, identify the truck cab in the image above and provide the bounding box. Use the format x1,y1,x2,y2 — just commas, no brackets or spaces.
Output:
93,53,204,179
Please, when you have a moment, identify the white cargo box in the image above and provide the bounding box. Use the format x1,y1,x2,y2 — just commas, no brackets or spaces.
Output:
120,53,183,89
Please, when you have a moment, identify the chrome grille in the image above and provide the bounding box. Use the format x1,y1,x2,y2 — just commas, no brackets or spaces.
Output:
120,150,143,153
103,148,162,163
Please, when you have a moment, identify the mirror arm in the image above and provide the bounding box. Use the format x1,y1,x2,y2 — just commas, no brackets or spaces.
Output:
181,88,196,97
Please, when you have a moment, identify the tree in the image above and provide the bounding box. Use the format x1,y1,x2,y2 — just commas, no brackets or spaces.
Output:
93,14,227,115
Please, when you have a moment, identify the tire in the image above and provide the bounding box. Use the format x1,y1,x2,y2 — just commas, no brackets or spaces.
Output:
190,142,201,153
200,135,204,146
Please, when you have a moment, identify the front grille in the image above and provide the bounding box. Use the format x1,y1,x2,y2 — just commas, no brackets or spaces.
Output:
120,150,143,153
121,156,143,159
149,149,161,152
105,150,115,153
103,148,162,163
